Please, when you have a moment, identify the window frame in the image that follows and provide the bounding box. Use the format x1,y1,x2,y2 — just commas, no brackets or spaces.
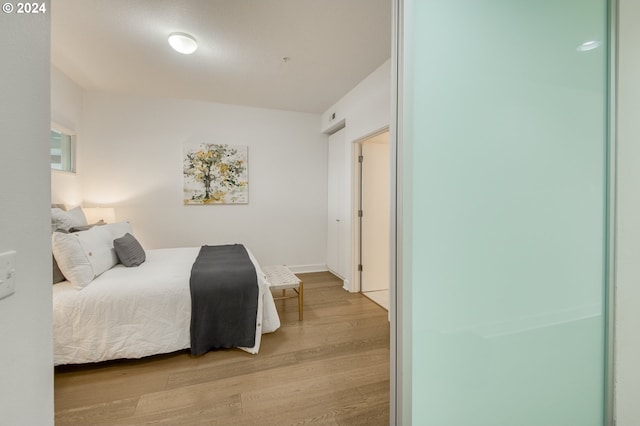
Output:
50,122,76,174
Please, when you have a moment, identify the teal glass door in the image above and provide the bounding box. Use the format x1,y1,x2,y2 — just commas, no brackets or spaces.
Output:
398,0,610,424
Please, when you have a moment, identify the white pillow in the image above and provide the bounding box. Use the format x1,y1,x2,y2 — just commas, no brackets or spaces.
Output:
52,226,118,289
51,206,88,232
102,221,133,239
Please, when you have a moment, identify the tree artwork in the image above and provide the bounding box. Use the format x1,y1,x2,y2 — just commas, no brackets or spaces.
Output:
183,143,248,204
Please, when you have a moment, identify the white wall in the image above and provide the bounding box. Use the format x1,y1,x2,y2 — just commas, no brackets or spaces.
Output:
77,92,328,270
322,59,391,138
615,1,640,424
322,59,391,291
51,65,83,206
0,6,54,425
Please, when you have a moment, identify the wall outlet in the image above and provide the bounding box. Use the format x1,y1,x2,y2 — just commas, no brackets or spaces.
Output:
0,250,16,300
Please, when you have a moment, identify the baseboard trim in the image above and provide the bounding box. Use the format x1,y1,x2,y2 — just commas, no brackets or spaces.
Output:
286,264,328,274
343,280,356,293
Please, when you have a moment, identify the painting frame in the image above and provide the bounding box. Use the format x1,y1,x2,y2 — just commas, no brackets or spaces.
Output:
183,143,249,205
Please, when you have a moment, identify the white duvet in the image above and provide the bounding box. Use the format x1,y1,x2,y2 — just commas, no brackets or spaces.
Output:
53,247,280,365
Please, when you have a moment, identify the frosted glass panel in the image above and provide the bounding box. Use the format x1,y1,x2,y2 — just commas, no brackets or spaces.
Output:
401,0,608,424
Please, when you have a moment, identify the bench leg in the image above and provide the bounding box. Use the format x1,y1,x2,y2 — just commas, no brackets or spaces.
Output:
298,281,304,321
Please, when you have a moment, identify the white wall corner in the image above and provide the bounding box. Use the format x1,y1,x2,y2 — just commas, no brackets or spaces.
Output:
0,9,54,425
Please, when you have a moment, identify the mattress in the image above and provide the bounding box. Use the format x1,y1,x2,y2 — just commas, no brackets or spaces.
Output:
52,246,280,365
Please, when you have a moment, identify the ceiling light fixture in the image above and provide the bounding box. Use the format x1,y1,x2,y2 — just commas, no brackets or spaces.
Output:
576,40,601,52
168,32,198,54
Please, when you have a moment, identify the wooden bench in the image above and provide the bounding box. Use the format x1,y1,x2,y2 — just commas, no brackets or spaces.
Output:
262,265,303,321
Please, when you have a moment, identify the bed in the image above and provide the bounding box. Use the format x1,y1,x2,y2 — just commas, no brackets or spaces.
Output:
51,207,280,366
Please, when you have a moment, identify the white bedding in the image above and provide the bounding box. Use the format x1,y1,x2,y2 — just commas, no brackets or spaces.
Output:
53,247,280,366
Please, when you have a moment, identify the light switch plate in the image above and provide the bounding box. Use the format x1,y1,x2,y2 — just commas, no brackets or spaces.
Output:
0,250,16,300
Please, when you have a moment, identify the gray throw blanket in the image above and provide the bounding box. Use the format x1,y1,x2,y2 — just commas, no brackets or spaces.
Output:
189,244,259,355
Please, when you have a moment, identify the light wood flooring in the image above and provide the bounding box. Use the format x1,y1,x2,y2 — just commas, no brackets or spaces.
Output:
54,272,390,425
362,290,389,311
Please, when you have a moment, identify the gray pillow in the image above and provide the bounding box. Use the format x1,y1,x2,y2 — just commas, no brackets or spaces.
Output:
52,255,66,284
113,233,146,267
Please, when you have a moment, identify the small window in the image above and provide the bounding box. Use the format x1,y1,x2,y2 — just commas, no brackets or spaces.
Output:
50,125,75,173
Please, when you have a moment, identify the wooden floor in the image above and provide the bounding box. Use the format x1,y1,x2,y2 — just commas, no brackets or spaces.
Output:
54,272,390,425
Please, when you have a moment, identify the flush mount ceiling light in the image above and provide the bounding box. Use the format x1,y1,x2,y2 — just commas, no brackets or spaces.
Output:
168,32,198,54
576,40,601,52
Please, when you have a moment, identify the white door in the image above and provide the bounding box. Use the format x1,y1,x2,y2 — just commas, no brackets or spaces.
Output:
360,132,390,292
327,128,347,277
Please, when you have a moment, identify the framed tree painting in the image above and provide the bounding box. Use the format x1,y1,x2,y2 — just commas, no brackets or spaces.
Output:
183,143,249,204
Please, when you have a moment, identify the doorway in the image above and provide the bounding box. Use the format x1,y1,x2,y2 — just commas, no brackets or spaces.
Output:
358,130,390,310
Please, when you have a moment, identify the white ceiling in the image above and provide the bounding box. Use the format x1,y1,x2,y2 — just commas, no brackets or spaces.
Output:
51,0,392,114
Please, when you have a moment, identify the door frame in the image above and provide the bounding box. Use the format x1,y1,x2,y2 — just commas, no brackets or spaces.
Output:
605,0,618,423
350,126,390,294
357,130,391,296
